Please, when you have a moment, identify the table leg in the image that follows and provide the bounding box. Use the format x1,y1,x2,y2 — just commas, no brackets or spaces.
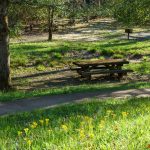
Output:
81,66,91,80
117,64,123,80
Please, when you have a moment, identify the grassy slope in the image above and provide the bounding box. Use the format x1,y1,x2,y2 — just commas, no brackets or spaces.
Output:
0,97,150,149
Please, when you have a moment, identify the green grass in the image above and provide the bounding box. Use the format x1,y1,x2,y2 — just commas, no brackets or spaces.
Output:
10,38,150,68
126,61,150,75
0,81,150,103
0,97,150,149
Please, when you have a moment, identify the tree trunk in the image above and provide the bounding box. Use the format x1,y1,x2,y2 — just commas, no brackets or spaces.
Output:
0,0,11,90
48,7,54,41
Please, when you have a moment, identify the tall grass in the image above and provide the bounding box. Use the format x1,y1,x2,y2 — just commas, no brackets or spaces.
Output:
0,97,150,149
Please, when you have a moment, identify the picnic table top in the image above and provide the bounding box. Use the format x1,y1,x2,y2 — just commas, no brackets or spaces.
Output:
73,59,129,67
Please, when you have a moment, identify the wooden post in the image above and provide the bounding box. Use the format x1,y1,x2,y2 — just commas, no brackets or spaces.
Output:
48,6,54,41
0,0,11,90
125,29,133,40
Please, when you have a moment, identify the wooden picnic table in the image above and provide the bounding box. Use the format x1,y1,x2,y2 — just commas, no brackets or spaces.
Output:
72,59,133,80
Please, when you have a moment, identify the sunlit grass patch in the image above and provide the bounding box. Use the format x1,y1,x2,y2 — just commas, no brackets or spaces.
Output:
0,97,150,149
10,38,150,68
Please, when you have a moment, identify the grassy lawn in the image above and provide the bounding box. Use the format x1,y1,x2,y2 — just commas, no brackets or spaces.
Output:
10,39,150,69
0,97,150,149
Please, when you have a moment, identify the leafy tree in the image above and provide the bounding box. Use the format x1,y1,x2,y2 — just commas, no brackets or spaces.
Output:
113,0,150,27
0,0,67,90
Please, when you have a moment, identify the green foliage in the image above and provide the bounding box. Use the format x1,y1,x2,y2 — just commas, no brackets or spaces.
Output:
113,0,150,27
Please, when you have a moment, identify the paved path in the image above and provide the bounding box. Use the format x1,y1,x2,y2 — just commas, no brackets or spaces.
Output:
0,89,150,116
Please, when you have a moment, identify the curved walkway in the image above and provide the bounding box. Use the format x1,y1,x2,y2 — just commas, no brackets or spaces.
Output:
0,88,150,116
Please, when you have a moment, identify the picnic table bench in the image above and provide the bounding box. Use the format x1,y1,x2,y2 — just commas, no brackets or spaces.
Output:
71,59,133,80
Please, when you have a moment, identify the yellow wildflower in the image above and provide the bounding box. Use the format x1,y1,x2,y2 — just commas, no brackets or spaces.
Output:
24,128,29,134
17,131,23,136
45,119,49,126
31,121,38,128
27,139,32,146
39,120,44,125
30,124,36,129
61,124,68,132
122,112,129,118
88,133,94,138
33,121,38,126
79,129,85,139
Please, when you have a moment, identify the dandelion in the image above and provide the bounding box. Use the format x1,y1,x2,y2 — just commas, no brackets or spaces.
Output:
39,120,44,126
24,128,29,134
30,121,38,129
27,139,32,146
30,124,36,129
122,112,129,118
88,133,94,139
79,129,85,139
45,119,49,126
33,121,38,126
61,124,68,132
17,131,23,136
